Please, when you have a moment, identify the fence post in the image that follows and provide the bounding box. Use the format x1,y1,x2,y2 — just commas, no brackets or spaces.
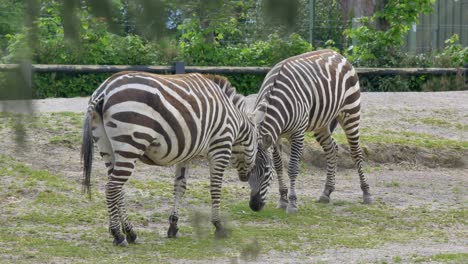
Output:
308,0,315,45
464,64,468,89
408,22,417,53
19,60,34,100
174,62,185,74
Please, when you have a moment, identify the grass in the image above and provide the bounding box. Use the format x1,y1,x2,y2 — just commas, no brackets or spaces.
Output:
410,253,468,263
0,112,83,148
402,117,454,127
384,181,400,188
392,255,403,263
305,128,468,150
430,253,468,262
363,165,383,173
0,154,466,263
401,115,468,131
1,110,466,263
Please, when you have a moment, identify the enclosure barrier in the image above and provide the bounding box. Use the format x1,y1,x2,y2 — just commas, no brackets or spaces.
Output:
0,62,467,77
0,63,467,94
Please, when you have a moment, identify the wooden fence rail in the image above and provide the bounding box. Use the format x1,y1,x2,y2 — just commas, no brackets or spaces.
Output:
0,63,467,77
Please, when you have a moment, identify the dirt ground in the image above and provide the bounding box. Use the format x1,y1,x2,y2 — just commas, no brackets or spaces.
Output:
1,91,467,263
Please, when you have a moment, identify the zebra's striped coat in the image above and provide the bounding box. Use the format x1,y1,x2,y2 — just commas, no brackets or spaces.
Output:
248,49,372,213
81,72,257,245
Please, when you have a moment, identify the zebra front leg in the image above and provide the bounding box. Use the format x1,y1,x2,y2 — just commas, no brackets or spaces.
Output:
273,144,288,209
208,154,230,239
314,127,338,203
167,162,189,238
286,132,305,214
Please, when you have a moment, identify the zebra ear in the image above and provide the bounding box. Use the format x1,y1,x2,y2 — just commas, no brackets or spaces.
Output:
251,100,268,124
262,135,273,148
249,109,266,125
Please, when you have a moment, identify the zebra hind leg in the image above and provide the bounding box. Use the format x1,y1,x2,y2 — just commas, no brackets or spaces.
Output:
167,162,190,238
91,113,138,245
273,144,288,209
106,156,139,246
120,188,137,243
339,114,372,204
314,127,338,203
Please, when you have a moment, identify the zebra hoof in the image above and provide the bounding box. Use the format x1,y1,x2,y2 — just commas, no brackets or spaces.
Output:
126,232,138,244
363,194,373,204
318,195,331,203
214,227,230,239
286,196,298,214
113,238,129,247
277,198,288,210
286,201,298,214
286,205,298,214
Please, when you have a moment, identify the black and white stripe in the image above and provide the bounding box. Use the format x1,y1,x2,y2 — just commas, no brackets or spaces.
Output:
81,72,257,245
248,49,372,213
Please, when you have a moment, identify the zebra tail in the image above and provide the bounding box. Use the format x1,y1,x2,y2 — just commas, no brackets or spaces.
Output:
81,106,94,198
329,118,338,133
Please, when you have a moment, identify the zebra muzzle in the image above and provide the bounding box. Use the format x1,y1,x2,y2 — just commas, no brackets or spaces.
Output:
249,193,265,212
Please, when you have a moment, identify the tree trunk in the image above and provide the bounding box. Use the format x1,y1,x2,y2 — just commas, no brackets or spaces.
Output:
342,0,389,28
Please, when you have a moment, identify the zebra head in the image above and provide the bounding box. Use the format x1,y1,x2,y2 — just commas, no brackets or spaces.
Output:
206,74,258,183
246,143,274,211
231,119,258,182
243,104,274,211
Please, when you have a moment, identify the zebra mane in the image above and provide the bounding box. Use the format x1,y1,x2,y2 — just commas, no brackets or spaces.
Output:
205,74,247,112
251,59,286,125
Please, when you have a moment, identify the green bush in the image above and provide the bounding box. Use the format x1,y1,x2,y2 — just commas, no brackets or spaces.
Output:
1,0,466,98
176,17,313,94
33,73,110,98
2,10,314,98
1,5,164,98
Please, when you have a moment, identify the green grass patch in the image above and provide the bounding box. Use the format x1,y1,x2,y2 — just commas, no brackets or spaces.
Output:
49,133,81,148
370,130,463,149
363,165,383,173
410,253,468,263
304,126,467,150
431,253,468,262
384,181,400,188
0,112,83,148
420,117,453,127
0,154,72,192
401,116,467,131
0,154,466,263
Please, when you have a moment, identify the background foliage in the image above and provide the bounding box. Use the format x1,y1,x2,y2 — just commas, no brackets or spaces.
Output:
0,0,466,98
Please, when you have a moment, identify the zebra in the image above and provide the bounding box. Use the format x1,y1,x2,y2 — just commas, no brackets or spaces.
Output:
81,72,257,246
247,49,372,213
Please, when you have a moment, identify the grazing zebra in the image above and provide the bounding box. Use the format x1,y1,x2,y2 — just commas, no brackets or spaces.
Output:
81,72,257,246
248,49,372,213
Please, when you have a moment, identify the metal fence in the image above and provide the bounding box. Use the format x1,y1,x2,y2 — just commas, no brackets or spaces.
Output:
405,0,468,53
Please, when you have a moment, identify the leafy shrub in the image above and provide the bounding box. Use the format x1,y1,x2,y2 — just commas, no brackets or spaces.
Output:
2,0,466,98
434,34,468,67
346,1,465,92
178,17,313,94
2,6,164,98
1,10,314,98
344,0,434,67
